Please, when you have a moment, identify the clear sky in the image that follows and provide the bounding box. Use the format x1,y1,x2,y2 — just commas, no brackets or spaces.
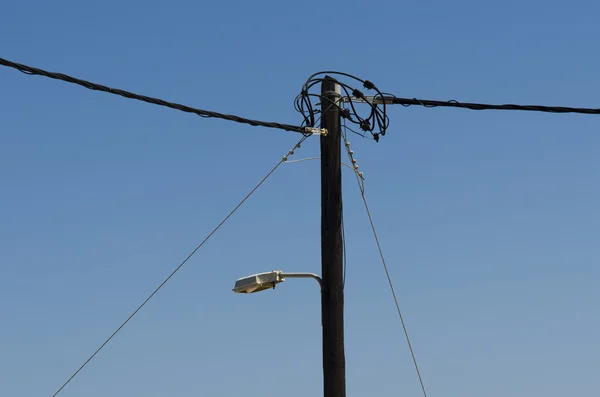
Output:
1,1,599,396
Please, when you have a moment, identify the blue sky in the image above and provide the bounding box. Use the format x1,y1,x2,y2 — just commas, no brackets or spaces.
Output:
1,1,599,396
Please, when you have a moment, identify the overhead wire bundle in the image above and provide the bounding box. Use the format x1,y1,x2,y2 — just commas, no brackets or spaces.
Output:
0,57,313,135
295,71,391,142
390,96,600,114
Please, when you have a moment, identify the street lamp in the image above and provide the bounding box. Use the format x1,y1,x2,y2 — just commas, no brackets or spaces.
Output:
231,77,347,397
232,270,322,294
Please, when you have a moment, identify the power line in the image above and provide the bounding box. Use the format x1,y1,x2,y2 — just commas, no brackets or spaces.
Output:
51,135,309,397
341,128,428,397
0,57,316,135
391,96,600,115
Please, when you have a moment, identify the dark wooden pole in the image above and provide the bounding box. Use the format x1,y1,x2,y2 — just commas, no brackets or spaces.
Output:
320,76,346,397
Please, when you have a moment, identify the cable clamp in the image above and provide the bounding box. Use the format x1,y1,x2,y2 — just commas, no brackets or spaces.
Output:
340,95,395,104
304,127,328,136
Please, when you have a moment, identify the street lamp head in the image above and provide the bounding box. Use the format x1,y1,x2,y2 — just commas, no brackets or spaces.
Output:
232,271,284,294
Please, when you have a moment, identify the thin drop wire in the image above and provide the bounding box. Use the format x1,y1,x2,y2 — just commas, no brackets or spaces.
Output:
283,157,321,164
341,128,428,397
342,204,347,288
283,157,362,173
51,135,309,397
340,105,349,287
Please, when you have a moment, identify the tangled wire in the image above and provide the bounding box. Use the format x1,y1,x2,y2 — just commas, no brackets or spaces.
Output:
294,71,391,142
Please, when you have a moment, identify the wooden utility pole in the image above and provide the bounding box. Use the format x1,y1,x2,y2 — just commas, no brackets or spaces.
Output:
320,76,346,397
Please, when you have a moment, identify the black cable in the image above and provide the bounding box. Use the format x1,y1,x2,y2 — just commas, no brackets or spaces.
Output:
304,71,366,86
391,96,600,115
296,72,389,140
346,125,373,139
305,93,363,127
0,57,308,134
50,135,308,397
341,198,347,289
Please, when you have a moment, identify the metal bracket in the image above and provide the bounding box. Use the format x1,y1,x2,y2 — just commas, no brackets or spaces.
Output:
340,95,395,105
304,127,328,136
279,272,323,289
